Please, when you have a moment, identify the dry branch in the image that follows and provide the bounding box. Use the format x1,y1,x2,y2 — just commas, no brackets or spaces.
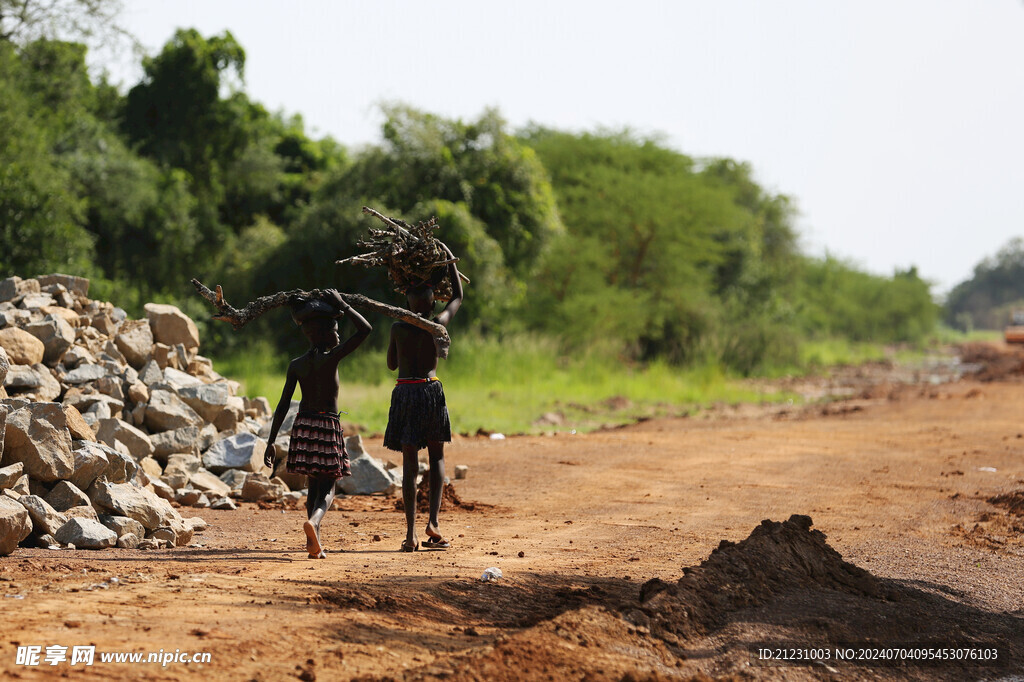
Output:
190,278,450,358
335,206,469,300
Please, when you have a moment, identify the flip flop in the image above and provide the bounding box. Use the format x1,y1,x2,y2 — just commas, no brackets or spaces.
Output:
400,539,419,552
423,537,450,550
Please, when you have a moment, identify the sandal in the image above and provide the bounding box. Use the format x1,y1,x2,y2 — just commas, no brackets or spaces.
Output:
423,537,450,550
400,539,419,552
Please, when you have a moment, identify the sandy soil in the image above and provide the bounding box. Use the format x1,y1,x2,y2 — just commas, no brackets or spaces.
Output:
1,348,1023,681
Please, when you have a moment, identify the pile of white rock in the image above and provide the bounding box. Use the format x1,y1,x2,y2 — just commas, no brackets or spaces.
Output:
0,274,399,556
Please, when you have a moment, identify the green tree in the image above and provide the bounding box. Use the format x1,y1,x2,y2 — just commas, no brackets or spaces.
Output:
122,28,248,260
0,0,126,45
524,128,781,367
796,257,938,343
946,237,1024,330
0,40,95,277
340,105,563,276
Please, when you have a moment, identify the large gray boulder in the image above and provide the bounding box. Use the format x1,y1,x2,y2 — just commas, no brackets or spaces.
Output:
202,433,267,474
144,389,203,433
178,383,232,422
104,445,138,484
337,435,399,496
0,309,30,329
245,396,272,419
0,407,5,463
19,292,55,309
0,462,22,489
2,403,74,482
117,532,140,549
63,363,109,385
127,380,149,405
144,303,200,351
0,327,45,366
188,469,231,495
64,391,124,420
72,441,136,485
7,474,30,496
18,494,68,536
45,480,91,511
137,360,163,387
87,478,180,531
138,456,162,478
0,276,40,303
113,319,153,369
0,496,32,555
212,396,246,432
98,514,145,539
61,346,96,370
165,453,202,476
259,401,299,438
149,425,200,460
240,473,286,502
90,312,119,337
159,367,203,392
62,504,99,522
94,376,125,402
69,441,110,491
24,315,75,364
0,346,9,386
95,418,154,459
54,518,117,549
37,274,88,297
149,477,175,501
219,469,248,489
4,363,61,401
62,404,95,442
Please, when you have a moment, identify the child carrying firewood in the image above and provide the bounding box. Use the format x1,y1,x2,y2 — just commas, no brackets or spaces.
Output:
262,289,372,558
383,243,464,552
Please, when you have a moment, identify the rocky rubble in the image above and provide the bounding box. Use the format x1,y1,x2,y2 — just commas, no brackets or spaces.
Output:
0,274,401,556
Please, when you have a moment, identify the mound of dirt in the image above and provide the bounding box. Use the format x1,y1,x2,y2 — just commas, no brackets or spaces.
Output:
958,342,1024,382
638,514,899,641
988,490,1024,517
357,516,1022,680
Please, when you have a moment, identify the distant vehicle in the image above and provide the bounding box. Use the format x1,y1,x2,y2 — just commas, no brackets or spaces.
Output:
1006,309,1024,344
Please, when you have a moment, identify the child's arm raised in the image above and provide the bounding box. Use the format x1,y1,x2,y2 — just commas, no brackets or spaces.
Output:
327,289,372,361
435,243,464,328
264,363,298,470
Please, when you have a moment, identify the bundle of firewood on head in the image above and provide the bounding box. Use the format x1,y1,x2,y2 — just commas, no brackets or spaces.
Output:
337,206,470,301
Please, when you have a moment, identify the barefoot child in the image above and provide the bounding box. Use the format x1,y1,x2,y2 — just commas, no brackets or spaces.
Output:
383,244,464,552
263,289,372,558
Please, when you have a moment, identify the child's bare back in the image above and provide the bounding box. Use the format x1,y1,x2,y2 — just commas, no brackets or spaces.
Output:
263,289,372,558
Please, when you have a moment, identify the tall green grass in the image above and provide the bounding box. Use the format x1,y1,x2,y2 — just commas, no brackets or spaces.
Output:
210,334,795,435
212,328,986,435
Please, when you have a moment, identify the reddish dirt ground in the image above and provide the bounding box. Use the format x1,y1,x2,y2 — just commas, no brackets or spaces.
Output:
1,348,1023,681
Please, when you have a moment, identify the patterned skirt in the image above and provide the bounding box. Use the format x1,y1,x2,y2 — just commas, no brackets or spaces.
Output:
382,379,452,452
287,411,351,479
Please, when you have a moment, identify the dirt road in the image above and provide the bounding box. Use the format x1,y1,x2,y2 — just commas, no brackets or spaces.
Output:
1,370,1022,681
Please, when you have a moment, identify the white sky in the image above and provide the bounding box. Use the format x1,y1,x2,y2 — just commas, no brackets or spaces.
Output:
99,0,1024,295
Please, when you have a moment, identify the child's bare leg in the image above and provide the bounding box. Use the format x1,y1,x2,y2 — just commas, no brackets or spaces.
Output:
304,475,335,558
305,476,316,518
425,441,446,542
401,444,419,550
303,477,319,556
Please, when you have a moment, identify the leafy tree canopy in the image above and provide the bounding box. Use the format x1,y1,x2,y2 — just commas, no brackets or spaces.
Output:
946,237,1024,330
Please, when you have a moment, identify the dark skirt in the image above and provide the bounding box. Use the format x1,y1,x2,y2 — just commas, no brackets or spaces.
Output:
287,411,351,479
383,380,452,451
